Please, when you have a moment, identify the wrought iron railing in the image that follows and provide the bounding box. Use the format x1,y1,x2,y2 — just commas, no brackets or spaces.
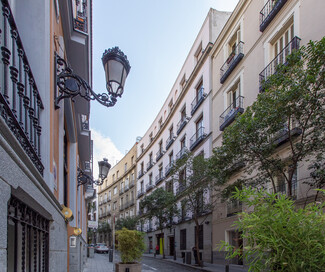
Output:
220,42,244,83
177,115,189,134
130,179,135,188
191,87,206,115
176,183,187,195
227,200,242,216
190,127,207,151
147,160,154,171
156,149,164,162
219,96,244,131
137,189,144,198
165,161,174,177
0,0,44,175
146,183,154,192
259,36,301,91
155,172,164,185
73,0,88,33
119,187,124,195
176,147,188,161
166,133,175,150
138,169,145,179
260,0,287,32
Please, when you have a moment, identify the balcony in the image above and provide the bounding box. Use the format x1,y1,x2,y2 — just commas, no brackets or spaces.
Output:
146,183,154,192
0,0,44,175
73,0,88,33
155,172,165,185
107,196,111,202
190,127,207,151
156,149,164,162
128,199,135,207
177,116,189,135
191,87,207,115
106,211,111,217
119,204,125,211
219,96,244,131
138,169,145,179
129,179,135,188
270,181,297,200
119,188,124,195
176,147,188,161
271,126,302,147
227,200,242,217
137,189,145,199
260,0,288,32
147,160,154,171
259,37,300,92
166,133,175,150
220,42,244,84
176,183,187,196
165,162,174,177
124,184,129,192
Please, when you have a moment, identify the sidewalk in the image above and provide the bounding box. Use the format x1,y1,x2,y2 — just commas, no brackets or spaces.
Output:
83,251,120,272
142,253,248,272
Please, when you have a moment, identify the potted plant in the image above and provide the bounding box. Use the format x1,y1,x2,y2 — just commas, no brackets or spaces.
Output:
115,228,145,272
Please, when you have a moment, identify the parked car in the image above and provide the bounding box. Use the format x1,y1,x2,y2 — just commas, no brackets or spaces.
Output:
95,243,109,254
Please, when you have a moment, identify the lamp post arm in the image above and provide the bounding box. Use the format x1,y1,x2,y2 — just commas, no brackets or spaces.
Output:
55,54,117,109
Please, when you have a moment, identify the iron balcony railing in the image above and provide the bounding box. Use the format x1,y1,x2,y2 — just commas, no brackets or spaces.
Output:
166,133,175,150
0,0,44,175
165,161,174,177
270,181,297,199
259,36,301,92
73,0,88,33
191,87,206,115
119,187,124,195
124,184,129,192
220,42,244,84
155,172,165,185
147,160,154,171
260,0,288,32
156,149,164,162
176,147,188,161
176,183,187,195
146,183,154,192
190,127,207,151
128,199,135,206
130,179,135,188
219,96,244,131
137,189,144,198
177,115,189,135
138,169,145,179
107,196,111,202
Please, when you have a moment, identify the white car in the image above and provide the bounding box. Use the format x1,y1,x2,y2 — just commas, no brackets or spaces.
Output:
95,243,109,254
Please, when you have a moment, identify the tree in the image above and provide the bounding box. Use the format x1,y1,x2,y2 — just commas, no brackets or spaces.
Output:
98,222,111,245
115,216,138,231
139,187,179,258
219,188,325,271
209,38,325,199
171,153,213,266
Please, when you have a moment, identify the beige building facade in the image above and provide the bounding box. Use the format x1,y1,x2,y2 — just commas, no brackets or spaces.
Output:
210,0,325,265
97,142,138,244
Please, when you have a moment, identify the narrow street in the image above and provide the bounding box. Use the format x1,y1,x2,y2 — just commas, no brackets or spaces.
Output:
141,256,201,272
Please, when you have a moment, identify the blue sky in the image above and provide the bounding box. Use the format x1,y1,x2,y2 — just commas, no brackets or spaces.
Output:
90,0,239,170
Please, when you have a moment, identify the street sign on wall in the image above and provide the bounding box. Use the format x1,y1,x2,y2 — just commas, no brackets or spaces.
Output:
88,221,98,228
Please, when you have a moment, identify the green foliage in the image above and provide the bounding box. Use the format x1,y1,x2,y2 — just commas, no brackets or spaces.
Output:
218,188,325,271
116,228,145,264
98,222,111,234
209,38,325,196
140,187,179,232
115,216,138,230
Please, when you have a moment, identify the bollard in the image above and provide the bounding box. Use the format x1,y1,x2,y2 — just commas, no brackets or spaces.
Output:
225,264,229,272
109,249,113,262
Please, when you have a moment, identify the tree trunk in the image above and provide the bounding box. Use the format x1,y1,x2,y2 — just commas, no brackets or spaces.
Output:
194,218,202,267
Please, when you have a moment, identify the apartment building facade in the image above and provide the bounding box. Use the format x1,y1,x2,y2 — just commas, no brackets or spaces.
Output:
210,0,325,265
135,9,231,262
0,0,93,271
97,143,137,245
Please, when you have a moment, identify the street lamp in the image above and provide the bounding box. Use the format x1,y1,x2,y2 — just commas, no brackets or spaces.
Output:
55,47,131,108
78,158,111,187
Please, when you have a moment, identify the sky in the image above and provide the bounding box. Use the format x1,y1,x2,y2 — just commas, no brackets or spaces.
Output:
90,0,239,176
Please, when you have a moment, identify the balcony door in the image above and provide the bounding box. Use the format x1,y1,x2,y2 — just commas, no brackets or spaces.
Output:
273,23,294,64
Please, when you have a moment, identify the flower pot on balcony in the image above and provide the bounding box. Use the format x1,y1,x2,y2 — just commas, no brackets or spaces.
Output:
115,262,142,272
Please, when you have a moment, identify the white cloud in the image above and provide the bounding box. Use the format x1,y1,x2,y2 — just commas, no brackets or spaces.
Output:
91,129,123,179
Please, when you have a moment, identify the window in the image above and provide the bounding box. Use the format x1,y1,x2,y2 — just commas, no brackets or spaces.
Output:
196,80,203,99
180,229,187,250
149,173,153,185
108,191,111,199
196,117,203,135
195,42,203,63
159,117,163,129
124,163,127,172
181,106,186,121
272,22,294,62
159,141,163,153
169,152,173,164
166,180,173,193
140,181,144,192
194,225,204,250
131,156,134,165
117,170,119,178
149,132,153,142
114,186,117,195
121,182,124,190
113,202,117,210
180,75,186,90
168,99,173,113
159,164,163,178
141,144,144,153
227,81,241,108
113,174,115,182
169,126,173,138
149,153,153,164
181,136,186,149
228,27,241,56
